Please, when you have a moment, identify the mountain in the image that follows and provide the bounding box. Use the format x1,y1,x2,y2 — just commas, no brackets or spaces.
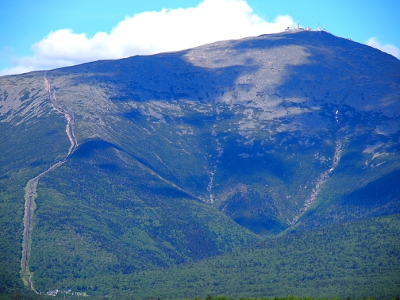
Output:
0,30,399,299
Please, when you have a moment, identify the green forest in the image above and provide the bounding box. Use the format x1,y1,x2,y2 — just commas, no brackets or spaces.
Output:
9,214,397,300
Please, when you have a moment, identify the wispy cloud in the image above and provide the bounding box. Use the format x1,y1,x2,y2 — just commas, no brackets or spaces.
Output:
366,37,400,59
0,0,295,76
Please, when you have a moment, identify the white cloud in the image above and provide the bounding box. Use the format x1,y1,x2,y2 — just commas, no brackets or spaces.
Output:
366,37,400,59
0,0,295,76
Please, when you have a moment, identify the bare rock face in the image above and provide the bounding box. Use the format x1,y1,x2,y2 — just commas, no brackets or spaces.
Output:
0,30,399,293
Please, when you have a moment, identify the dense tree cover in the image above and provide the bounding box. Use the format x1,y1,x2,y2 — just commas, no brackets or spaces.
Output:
1,294,398,300
25,215,399,300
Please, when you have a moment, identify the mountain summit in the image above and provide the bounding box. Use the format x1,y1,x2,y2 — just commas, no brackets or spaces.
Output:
0,31,399,298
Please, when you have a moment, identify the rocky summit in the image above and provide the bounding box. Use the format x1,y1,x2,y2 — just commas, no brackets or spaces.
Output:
0,31,399,298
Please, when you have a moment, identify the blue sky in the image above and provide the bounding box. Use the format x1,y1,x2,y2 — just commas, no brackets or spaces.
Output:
1,0,399,75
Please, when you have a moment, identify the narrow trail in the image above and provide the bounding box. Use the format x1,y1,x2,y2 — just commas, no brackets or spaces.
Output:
21,72,78,293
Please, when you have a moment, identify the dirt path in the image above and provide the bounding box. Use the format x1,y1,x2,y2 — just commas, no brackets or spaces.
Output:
21,72,77,293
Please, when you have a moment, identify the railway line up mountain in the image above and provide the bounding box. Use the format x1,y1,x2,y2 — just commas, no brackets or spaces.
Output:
20,73,78,293
44,73,79,155
0,30,399,298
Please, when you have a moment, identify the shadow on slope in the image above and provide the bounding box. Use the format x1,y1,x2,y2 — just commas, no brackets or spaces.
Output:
341,169,400,207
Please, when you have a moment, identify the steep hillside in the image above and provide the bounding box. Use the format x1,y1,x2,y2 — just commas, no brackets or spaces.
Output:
0,30,399,297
